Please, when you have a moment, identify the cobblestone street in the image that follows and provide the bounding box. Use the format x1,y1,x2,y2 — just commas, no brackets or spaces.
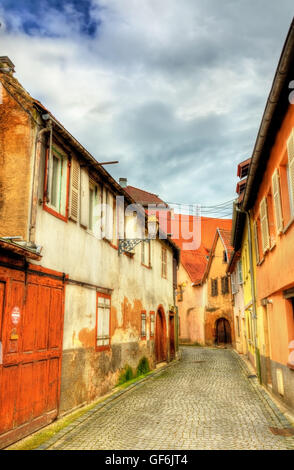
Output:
47,347,294,450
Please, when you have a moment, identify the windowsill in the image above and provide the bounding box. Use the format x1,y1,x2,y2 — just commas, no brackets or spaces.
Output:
43,203,67,222
257,257,265,266
103,237,118,251
141,263,152,270
96,345,111,352
283,217,294,235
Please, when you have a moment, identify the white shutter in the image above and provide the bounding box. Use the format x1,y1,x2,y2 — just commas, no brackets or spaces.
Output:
287,130,294,210
69,158,80,221
260,197,270,253
272,169,283,233
97,297,110,347
80,168,89,228
253,220,260,264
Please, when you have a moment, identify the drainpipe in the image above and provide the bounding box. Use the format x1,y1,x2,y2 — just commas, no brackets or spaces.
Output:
29,120,52,243
237,207,261,382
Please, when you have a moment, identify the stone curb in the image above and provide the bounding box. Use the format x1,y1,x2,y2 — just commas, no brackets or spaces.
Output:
36,357,181,451
232,350,294,450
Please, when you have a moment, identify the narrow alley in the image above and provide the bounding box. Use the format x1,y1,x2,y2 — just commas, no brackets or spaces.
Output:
42,347,294,451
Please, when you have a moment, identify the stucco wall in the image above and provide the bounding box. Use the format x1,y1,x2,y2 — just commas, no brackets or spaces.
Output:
32,174,175,413
177,263,205,345
0,82,36,240
204,235,234,345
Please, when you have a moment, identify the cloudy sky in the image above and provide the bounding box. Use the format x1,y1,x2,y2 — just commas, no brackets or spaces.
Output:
1,1,293,215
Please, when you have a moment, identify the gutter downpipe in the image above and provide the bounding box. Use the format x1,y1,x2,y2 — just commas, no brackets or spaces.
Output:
29,120,52,243
237,207,261,383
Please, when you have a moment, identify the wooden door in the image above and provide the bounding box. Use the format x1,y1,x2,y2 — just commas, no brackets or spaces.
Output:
169,314,175,360
0,268,65,449
155,309,167,363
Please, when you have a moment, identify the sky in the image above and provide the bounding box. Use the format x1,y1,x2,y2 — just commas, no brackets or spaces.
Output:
0,1,293,216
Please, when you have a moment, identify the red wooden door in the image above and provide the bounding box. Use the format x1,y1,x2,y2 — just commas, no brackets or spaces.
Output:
169,314,175,360
155,309,167,363
0,268,65,449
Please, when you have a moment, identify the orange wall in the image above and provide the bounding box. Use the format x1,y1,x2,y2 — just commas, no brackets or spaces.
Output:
252,103,294,365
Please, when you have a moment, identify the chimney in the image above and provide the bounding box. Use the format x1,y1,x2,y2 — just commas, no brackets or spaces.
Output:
119,177,127,188
0,56,15,75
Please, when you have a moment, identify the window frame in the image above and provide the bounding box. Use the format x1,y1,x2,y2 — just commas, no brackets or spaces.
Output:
211,278,218,297
161,246,167,279
141,310,146,339
96,292,111,352
150,311,155,338
43,145,70,222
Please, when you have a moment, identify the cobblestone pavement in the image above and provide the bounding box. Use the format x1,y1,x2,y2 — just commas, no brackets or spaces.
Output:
48,347,294,450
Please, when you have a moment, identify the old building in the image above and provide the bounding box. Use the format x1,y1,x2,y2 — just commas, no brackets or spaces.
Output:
0,57,179,447
202,228,234,346
231,19,294,411
173,215,232,345
227,251,246,355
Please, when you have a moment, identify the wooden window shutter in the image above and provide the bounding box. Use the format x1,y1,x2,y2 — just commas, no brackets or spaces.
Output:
80,168,89,228
253,220,260,264
272,169,283,233
287,129,294,209
69,158,80,221
260,197,270,253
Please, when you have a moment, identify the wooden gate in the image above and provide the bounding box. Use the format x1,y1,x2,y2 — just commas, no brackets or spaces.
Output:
0,262,65,448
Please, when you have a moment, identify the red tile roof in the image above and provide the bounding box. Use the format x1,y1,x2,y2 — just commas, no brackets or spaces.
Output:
218,228,234,259
173,216,232,283
124,186,168,207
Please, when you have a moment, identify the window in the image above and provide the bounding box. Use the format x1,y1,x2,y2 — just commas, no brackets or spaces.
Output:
287,164,294,217
89,185,95,232
141,311,146,338
44,146,69,220
161,247,167,279
223,251,228,263
221,276,229,295
253,220,260,264
260,197,270,253
272,169,283,233
141,240,151,267
287,129,294,214
236,316,240,338
150,312,155,338
237,260,243,284
231,272,238,295
211,278,218,297
96,293,111,351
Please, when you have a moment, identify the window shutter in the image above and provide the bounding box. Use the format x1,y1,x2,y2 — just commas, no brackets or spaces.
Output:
69,158,80,221
253,221,260,264
260,197,270,253
97,297,110,347
80,168,89,228
272,169,283,233
287,130,294,210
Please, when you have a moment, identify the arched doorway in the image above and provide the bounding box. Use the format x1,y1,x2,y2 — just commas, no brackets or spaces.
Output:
215,318,232,345
155,307,167,363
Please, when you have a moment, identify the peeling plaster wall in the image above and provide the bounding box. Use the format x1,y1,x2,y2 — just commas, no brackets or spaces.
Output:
0,82,36,240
